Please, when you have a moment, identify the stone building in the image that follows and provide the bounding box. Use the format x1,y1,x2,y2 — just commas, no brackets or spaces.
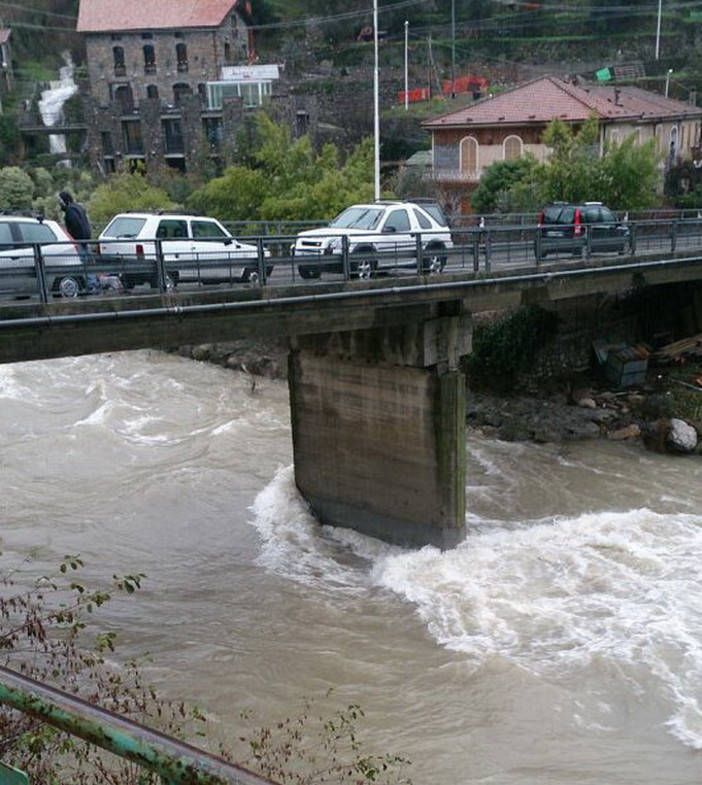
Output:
76,0,297,174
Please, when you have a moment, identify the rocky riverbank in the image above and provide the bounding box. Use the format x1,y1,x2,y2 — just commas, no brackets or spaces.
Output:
168,340,702,455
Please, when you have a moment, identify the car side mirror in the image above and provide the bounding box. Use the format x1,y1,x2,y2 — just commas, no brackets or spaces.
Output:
383,226,397,233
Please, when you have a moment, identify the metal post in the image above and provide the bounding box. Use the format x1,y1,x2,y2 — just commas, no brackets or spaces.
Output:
655,0,662,60
373,0,380,201
33,243,49,303
451,0,456,98
404,21,409,111
0,666,269,785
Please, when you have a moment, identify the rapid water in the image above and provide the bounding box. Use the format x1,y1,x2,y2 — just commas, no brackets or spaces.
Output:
2,350,702,784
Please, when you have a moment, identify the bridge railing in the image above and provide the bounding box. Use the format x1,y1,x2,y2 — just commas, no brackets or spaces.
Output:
0,665,273,784
3,216,702,304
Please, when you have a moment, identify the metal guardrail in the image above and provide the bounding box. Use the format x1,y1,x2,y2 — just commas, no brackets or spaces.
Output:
0,666,275,785
3,216,702,305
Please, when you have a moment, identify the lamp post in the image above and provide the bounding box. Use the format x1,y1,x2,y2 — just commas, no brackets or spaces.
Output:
666,68,673,97
451,0,456,98
404,20,409,111
655,0,662,60
373,0,380,201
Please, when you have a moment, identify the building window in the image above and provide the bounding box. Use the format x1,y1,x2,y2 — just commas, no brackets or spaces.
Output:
206,80,272,110
143,44,156,74
122,120,144,155
101,131,114,156
162,118,184,154
141,32,153,39
110,33,122,41
176,43,188,73
112,46,126,77
173,83,192,105
295,111,309,137
459,136,479,174
503,135,523,160
224,42,232,65
147,84,159,100
113,84,134,112
203,117,223,147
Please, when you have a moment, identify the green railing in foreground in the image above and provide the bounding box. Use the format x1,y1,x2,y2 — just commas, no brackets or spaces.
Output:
0,666,276,785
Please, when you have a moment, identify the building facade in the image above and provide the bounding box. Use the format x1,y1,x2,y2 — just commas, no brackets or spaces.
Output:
423,75,702,212
77,0,275,174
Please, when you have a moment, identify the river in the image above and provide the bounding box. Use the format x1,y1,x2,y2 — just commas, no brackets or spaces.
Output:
1,350,702,784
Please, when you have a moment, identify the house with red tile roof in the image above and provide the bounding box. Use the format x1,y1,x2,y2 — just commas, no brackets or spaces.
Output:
423,75,702,211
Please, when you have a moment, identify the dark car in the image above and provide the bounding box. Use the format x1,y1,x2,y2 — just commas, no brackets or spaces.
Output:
535,202,630,260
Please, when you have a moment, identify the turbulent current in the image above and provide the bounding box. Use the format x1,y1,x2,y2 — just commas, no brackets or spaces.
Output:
2,350,702,784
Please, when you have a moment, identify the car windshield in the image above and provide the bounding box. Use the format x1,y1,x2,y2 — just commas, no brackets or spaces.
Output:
329,207,383,230
101,216,147,239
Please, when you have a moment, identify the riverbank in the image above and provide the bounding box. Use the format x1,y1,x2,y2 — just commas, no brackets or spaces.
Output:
168,339,702,454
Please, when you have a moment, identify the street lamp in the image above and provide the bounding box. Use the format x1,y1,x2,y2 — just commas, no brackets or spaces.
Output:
404,20,409,112
666,68,673,97
373,0,380,201
655,0,662,60
451,0,456,98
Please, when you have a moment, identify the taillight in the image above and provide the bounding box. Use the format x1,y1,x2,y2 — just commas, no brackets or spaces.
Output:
136,243,144,258
574,209,583,237
538,211,544,226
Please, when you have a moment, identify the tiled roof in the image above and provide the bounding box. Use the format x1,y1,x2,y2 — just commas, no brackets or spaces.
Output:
77,0,243,32
423,75,702,128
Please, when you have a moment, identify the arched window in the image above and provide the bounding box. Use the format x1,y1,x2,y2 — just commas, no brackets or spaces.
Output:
670,126,679,161
176,43,188,73
113,84,133,112
146,84,159,100
143,44,156,74
460,136,479,175
112,46,125,76
503,135,523,160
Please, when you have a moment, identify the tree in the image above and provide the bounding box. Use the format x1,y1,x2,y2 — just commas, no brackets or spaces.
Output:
0,166,34,209
86,170,176,227
470,155,540,214
473,116,661,213
186,114,375,222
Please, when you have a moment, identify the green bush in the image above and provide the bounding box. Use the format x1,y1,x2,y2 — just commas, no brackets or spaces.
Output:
466,306,559,391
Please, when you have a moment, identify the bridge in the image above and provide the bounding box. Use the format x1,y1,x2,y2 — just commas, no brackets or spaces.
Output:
3,219,702,548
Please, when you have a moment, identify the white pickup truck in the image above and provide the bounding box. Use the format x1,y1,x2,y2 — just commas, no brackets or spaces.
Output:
292,200,453,279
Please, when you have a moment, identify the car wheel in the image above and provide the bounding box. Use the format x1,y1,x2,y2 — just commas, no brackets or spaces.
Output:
298,265,320,279
244,268,261,286
423,243,446,274
352,248,376,279
151,273,176,291
53,275,85,298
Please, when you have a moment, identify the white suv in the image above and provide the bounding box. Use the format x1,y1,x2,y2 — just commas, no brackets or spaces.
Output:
0,214,85,298
97,212,272,290
292,200,453,279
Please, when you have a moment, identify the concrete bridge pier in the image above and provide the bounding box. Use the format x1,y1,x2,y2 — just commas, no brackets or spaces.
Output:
288,310,472,548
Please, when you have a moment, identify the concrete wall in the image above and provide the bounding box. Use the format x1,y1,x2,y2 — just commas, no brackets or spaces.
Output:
288,318,470,548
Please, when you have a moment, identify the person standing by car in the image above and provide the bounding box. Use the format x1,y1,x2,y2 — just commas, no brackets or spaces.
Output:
57,190,98,292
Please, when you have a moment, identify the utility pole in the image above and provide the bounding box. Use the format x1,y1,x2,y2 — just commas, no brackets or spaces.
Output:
404,20,409,111
373,0,380,201
451,0,456,98
655,0,662,59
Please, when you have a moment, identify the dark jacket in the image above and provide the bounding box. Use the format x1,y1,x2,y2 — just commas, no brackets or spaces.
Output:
59,192,91,241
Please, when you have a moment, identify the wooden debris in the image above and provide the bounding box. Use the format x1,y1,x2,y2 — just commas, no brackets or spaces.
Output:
653,333,702,362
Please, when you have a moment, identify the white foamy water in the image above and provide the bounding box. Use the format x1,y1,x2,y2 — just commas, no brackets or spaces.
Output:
3,351,702,784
